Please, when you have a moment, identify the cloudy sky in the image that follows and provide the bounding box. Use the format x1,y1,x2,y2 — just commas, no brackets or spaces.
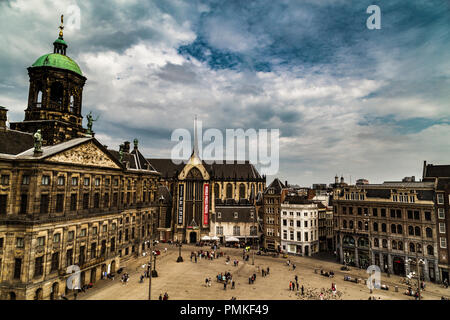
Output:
1,0,449,186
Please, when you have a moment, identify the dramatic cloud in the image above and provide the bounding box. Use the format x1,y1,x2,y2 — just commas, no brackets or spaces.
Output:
1,0,449,186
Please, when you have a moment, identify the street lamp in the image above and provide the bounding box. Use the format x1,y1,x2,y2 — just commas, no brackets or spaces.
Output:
406,256,425,300
177,241,183,262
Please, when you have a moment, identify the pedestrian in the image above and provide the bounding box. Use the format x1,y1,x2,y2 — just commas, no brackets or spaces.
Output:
205,278,209,287
195,255,197,263
159,294,163,300
320,292,324,300
163,292,169,300
289,281,292,291
295,275,298,282
224,282,227,290
296,282,299,291
232,280,235,289
293,264,296,271
267,267,270,275
301,285,304,295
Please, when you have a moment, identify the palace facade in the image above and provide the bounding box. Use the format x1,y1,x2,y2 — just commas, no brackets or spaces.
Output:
0,21,161,300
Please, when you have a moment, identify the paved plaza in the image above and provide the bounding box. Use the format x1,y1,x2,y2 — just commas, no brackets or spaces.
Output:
77,244,450,300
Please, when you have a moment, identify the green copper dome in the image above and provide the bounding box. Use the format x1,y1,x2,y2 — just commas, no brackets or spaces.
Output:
32,53,83,76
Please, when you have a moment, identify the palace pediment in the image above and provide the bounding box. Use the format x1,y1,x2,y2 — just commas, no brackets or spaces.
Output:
46,140,121,169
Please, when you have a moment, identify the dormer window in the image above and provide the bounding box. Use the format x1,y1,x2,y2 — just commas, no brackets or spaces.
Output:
234,212,238,219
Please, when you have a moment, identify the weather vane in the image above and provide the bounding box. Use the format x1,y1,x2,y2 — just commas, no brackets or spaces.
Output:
59,14,64,38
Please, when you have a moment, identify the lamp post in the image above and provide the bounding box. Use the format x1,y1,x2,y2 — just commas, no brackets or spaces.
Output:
252,207,256,265
177,241,183,262
407,256,424,300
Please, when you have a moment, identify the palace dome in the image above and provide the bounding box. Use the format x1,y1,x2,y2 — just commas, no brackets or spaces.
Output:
31,52,83,76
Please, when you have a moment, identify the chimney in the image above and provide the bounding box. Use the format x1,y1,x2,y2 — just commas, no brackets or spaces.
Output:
123,141,130,153
285,180,288,187
0,106,8,130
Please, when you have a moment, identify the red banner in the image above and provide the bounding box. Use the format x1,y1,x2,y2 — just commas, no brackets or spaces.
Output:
203,183,209,225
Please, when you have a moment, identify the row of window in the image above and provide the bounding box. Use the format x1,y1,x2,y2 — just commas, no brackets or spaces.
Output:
341,220,438,237
282,230,316,242
282,211,318,218
282,219,317,228
0,173,155,189
0,190,156,215
340,206,434,221
215,226,257,236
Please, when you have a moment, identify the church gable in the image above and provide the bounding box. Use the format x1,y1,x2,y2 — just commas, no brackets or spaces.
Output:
46,140,121,169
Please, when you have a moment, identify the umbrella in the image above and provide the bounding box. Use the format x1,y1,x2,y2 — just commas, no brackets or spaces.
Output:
201,235,211,241
211,236,220,241
225,236,239,242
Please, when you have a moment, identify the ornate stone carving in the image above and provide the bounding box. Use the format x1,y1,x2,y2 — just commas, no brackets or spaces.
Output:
47,141,120,169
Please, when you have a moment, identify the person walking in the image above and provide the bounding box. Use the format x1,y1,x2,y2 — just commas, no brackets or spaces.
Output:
232,280,235,289
159,294,163,300
301,285,304,295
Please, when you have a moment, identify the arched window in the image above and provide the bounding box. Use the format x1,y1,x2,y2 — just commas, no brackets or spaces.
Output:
374,238,379,247
36,90,42,107
408,226,414,235
409,242,415,252
364,221,369,231
69,95,75,113
373,222,378,232
392,240,397,250
358,221,362,230
398,241,403,251
349,220,354,229
214,183,220,200
50,82,64,106
427,245,434,256
415,226,421,236
226,184,233,199
381,223,386,232
426,228,432,238
391,224,396,233
343,220,347,228
239,184,246,199
397,225,403,234
382,239,388,248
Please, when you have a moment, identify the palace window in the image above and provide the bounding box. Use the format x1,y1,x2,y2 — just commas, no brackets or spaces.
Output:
427,245,434,256
53,233,60,243
70,194,77,211
66,249,73,266
14,258,22,279
1,174,9,185
40,194,49,214
20,194,27,214
380,208,386,217
57,176,65,186
68,231,74,241
83,193,89,209
93,193,100,208
437,193,444,204
439,223,446,234
56,194,64,212
0,195,6,215
95,178,100,186
22,175,30,185
233,226,240,236
426,228,432,238
381,223,386,232
41,175,50,185
34,256,43,277
51,252,59,271
84,178,90,186
37,236,45,247
80,229,86,237
71,177,78,186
